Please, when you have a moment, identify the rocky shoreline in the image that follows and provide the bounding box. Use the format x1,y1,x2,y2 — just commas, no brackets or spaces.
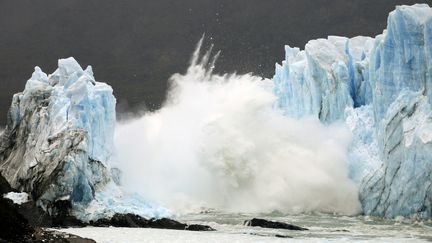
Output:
0,174,214,242
0,174,94,242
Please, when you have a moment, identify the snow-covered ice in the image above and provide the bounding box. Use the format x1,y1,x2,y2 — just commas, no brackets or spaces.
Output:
3,192,29,205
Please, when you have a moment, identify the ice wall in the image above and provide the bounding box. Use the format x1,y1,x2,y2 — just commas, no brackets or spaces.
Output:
273,4,432,219
0,58,166,220
273,36,374,123
0,58,114,208
370,4,432,121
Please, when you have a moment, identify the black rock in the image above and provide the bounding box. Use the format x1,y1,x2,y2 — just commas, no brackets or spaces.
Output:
244,218,308,231
90,213,150,228
149,218,216,231
0,173,33,242
16,201,52,227
0,173,213,233
0,196,34,242
0,174,95,242
185,224,215,231
88,214,215,231
31,228,96,243
0,173,52,227
110,213,150,227
275,234,293,238
0,195,92,242
149,218,187,230
51,200,87,227
0,173,14,194
89,217,112,227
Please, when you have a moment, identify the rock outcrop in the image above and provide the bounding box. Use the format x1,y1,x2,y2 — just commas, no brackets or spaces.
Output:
244,218,308,231
0,174,95,243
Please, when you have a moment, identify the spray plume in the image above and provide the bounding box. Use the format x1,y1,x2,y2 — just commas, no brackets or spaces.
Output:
115,38,361,215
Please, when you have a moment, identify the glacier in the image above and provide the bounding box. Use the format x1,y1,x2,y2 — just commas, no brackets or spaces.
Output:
273,4,432,219
0,57,167,221
0,3,431,222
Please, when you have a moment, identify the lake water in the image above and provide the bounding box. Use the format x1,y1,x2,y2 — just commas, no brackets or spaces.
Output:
57,212,432,242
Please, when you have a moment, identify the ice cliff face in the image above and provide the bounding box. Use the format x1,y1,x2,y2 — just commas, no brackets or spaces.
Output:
361,91,432,218
273,4,432,219
273,35,375,123
0,58,114,210
0,58,167,220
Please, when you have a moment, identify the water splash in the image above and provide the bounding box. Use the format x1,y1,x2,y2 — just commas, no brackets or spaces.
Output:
115,38,361,215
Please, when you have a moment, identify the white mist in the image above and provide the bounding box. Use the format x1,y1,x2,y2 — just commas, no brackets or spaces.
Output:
115,39,361,215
